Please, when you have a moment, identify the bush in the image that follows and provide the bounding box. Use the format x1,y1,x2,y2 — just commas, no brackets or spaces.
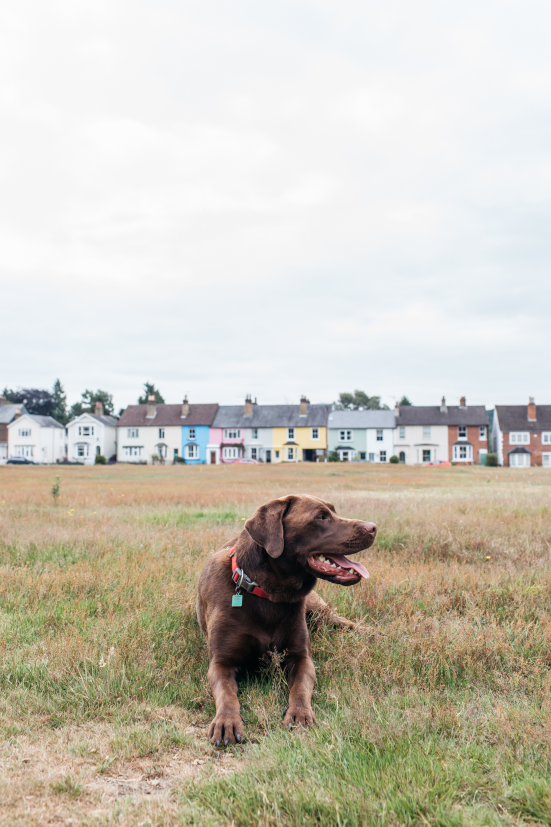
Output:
328,451,340,462
485,452,498,467
389,455,399,464
173,456,186,464
94,454,106,465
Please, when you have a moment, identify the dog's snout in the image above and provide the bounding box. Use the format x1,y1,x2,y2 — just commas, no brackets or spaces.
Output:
361,521,377,537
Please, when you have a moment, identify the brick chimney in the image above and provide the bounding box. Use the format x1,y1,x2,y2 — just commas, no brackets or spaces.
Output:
146,395,157,418
14,408,21,420
528,396,537,421
94,401,104,416
459,396,466,408
394,401,399,418
440,396,447,413
181,395,189,418
299,395,309,416
244,395,253,417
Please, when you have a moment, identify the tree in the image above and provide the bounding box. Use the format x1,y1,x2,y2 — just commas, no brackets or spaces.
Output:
334,391,387,410
2,387,55,416
51,379,68,424
399,396,412,406
138,382,165,404
69,389,115,420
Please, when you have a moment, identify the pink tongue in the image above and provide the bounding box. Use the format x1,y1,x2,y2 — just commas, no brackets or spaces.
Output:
326,554,369,579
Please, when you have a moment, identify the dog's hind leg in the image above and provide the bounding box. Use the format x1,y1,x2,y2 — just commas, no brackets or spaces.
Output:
305,590,356,630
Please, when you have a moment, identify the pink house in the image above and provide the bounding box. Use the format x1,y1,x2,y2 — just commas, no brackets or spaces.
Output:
208,404,248,464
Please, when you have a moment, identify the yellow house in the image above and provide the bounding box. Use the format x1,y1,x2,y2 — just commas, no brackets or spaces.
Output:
271,397,329,462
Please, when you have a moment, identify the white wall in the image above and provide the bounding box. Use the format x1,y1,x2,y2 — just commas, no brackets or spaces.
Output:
365,428,395,462
117,424,181,463
8,416,66,464
67,416,117,464
244,427,273,461
393,424,448,464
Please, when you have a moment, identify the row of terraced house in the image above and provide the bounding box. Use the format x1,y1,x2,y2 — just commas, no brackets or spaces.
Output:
2,394,550,468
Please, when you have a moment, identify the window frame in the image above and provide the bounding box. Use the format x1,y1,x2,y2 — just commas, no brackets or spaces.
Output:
223,446,239,459
542,433,551,445
379,450,387,462
224,429,241,440
185,443,199,460
399,426,405,440
510,432,530,445
458,426,467,440
189,427,196,440
376,429,383,441
479,426,487,440
422,448,431,463
287,447,294,461
252,428,258,440
422,426,431,439
158,427,165,439
311,427,319,440
18,428,31,437
127,428,139,439
287,427,295,441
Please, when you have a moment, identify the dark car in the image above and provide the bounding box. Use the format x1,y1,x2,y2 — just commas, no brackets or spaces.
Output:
7,456,36,465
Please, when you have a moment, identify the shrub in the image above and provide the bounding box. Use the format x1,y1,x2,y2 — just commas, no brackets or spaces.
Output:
328,451,340,462
173,456,186,464
94,454,106,465
485,452,498,466
389,455,399,464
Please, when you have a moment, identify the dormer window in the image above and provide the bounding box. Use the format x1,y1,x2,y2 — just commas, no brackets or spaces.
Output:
458,426,467,440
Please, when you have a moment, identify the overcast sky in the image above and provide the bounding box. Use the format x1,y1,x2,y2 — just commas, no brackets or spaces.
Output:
2,0,550,411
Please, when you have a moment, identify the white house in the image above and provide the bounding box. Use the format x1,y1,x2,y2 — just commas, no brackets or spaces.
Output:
395,398,489,464
0,401,28,463
7,413,66,464
67,404,118,464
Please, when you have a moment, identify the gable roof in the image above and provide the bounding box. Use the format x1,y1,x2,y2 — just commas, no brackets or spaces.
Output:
396,405,488,427
212,404,330,428
8,413,65,429
0,404,28,424
68,413,118,427
327,410,396,429
495,405,551,432
117,403,219,427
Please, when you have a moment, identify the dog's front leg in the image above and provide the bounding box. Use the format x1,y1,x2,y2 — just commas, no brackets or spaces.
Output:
207,660,244,746
283,654,317,729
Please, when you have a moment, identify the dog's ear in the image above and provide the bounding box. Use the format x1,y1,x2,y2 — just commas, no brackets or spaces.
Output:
245,497,293,558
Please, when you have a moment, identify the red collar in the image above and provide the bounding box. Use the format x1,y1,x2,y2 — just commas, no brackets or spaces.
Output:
229,547,271,600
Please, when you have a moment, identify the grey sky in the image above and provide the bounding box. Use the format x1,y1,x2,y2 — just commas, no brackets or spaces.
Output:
2,0,550,412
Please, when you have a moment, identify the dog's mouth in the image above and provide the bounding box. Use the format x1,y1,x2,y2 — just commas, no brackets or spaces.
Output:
307,553,369,583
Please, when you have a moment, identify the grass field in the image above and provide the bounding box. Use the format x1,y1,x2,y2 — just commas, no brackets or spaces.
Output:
1,463,551,826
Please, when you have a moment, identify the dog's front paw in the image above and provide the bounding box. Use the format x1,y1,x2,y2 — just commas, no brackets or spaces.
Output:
283,706,317,730
208,713,244,746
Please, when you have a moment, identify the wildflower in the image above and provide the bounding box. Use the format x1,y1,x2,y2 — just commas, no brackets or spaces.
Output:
99,655,106,668
485,555,491,560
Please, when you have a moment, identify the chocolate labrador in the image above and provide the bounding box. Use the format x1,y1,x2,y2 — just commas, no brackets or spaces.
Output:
196,494,377,745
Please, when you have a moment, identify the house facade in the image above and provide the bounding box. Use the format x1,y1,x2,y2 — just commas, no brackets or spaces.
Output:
209,396,328,463
0,400,28,463
180,397,219,464
66,403,117,464
117,397,218,464
327,410,396,461
7,413,66,463
493,398,551,467
395,397,488,464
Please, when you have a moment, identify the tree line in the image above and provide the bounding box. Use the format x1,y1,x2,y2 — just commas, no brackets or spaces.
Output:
1,382,412,425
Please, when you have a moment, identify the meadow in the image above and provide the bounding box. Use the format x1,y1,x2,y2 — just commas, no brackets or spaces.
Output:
1,462,551,826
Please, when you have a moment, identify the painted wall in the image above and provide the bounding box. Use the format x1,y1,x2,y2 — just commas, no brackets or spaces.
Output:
393,424,448,464
244,427,273,462
328,428,367,459
208,427,245,463
117,425,181,464
8,415,65,464
182,425,210,464
272,426,326,462
67,416,116,464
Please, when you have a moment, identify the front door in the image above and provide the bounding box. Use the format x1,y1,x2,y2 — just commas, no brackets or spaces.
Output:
210,451,216,465
266,450,271,463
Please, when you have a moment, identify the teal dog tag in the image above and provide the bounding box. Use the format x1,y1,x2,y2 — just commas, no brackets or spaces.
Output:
232,594,243,607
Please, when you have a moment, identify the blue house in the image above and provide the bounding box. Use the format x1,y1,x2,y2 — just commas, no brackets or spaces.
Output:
180,398,219,464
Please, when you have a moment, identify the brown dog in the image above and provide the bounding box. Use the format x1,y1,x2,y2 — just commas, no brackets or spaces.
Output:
196,494,377,745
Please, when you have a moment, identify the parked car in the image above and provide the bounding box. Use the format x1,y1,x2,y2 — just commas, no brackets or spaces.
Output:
7,456,36,465
426,460,452,467
234,458,259,464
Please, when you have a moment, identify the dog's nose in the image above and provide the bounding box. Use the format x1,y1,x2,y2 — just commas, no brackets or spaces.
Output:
361,521,377,537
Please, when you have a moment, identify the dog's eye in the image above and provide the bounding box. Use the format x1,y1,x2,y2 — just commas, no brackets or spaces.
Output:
317,512,329,520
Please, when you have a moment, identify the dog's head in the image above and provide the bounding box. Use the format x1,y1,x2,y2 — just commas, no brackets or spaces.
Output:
244,494,376,586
